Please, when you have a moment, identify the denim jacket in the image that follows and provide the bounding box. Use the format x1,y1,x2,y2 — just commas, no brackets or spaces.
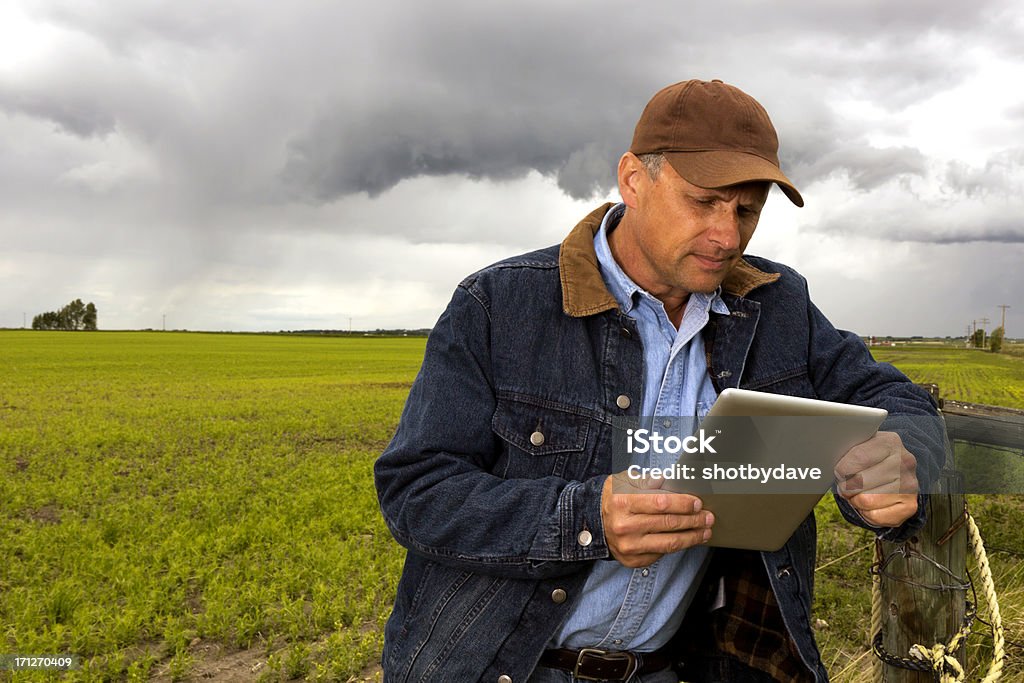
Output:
375,203,941,683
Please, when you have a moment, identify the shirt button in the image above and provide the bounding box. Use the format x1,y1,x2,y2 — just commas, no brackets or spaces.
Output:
530,431,545,446
616,395,631,410
498,676,513,683
641,568,649,577
613,639,623,645
551,588,567,604
662,419,672,428
577,530,593,547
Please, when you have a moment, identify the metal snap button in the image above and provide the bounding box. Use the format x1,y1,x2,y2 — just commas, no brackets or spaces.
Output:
777,565,792,579
530,431,545,446
577,530,593,547
498,676,513,683
616,395,631,409
620,327,632,339
641,568,649,577
551,588,567,604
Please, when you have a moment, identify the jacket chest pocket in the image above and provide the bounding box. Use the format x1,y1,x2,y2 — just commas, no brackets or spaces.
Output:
743,367,817,398
491,396,592,479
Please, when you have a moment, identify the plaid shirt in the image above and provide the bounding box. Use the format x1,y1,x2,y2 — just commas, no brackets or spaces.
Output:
676,549,815,682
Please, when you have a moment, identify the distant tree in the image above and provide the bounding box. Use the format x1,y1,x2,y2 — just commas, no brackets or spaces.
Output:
83,302,97,330
32,311,60,330
972,328,986,348
990,326,1005,353
31,299,99,331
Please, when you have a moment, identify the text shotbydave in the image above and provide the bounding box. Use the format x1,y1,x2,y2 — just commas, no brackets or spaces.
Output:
626,463,824,483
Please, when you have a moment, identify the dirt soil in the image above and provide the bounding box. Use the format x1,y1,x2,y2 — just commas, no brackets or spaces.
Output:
149,640,384,682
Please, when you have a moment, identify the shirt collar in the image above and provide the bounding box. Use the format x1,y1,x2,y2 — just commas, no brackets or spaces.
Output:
593,202,730,317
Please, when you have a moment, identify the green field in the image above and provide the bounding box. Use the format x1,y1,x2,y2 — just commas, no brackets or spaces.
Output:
2,333,1022,681
871,345,1024,406
811,344,1024,681
1,331,423,680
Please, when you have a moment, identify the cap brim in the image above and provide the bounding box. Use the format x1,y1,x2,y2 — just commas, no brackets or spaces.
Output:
663,151,804,207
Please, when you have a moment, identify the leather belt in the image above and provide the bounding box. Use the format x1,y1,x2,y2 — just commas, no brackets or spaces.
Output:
539,647,673,681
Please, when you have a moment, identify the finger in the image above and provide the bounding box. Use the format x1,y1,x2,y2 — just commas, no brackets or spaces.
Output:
846,492,917,513
605,509,713,539
613,491,704,516
836,463,899,494
844,474,919,497
837,455,917,496
650,510,715,534
835,432,903,479
614,527,713,566
848,497,918,527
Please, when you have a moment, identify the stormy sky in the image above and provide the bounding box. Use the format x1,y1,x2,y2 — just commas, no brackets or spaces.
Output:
1,1,1022,336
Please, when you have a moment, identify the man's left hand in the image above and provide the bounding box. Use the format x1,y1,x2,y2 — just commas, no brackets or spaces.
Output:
834,431,919,528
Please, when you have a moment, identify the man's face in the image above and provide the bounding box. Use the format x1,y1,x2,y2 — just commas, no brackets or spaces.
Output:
612,155,770,300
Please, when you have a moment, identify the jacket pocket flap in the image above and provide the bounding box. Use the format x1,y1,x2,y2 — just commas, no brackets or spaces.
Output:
492,397,590,455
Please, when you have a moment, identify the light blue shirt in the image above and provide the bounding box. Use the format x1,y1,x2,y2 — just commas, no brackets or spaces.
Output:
552,203,730,652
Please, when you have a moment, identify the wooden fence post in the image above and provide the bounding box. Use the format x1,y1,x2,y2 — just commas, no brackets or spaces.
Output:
876,387,967,682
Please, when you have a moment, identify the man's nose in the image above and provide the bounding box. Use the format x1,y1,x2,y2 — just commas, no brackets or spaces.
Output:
706,205,742,251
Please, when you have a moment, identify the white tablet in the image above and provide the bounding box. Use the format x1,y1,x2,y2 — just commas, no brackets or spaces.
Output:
661,388,887,551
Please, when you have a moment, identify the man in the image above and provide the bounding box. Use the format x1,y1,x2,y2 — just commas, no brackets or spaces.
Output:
375,79,941,682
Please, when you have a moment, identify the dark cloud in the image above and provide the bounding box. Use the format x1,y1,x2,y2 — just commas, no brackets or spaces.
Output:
2,0,1012,205
273,0,1007,202
1,0,1023,332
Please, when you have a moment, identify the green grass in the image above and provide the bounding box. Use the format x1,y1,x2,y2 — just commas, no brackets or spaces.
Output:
0,331,425,680
3,334,1023,681
812,344,1024,681
870,345,1024,406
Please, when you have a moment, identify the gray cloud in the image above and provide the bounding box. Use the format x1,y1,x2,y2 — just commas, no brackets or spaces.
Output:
3,0,1013,205
793,144,929,191
803,191,1024,245
2,0,1023,332
944,149,1024,197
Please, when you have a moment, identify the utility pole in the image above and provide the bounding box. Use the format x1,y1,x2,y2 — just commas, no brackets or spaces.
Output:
23,312,26,329
998,305,1010,335
349,317,352,334
979,317,990,348
163,314,166,332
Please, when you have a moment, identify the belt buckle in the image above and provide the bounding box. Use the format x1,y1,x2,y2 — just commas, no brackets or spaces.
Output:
572,647,639,682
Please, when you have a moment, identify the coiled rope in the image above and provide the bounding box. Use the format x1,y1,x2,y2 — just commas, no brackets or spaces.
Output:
870,511,1004,682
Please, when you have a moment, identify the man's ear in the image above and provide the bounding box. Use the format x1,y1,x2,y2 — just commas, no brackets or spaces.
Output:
617,153,646,210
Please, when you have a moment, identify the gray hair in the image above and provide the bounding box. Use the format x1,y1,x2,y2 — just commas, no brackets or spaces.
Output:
636,153,664,180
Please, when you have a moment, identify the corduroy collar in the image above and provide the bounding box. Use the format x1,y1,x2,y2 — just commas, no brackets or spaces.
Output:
558,203,780,318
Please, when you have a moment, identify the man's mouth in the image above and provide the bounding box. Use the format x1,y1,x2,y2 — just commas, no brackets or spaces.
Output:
693,254,734,269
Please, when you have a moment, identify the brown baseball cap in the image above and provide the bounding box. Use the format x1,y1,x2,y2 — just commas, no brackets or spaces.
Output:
630,79,804,207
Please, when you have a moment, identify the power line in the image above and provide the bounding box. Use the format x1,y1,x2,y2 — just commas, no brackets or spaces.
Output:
997,305,1010,335
979,317,990,347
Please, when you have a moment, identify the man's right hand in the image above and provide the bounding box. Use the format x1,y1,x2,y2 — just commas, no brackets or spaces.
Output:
600,473,714,568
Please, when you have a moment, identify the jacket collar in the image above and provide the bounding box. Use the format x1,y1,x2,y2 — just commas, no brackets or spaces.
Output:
558,202,781,318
